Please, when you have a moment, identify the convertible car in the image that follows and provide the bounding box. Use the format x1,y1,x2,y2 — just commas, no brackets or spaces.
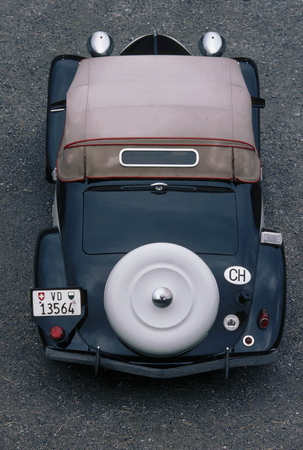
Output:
31,32,286,378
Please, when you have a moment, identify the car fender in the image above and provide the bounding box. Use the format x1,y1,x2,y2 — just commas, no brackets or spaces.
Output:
234,237,286,353
34,228,67,288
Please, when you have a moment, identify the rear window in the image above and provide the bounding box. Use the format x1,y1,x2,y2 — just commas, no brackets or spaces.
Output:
83,184,238,255
119,149,199,167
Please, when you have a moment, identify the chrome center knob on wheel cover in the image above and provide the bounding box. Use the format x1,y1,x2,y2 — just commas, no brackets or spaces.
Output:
104,243,219,357
152,287,173,308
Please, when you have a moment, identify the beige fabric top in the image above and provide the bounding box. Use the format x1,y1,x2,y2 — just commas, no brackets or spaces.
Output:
57,55,260,182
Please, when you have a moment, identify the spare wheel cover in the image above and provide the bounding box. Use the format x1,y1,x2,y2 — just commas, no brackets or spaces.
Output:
104,243,219,356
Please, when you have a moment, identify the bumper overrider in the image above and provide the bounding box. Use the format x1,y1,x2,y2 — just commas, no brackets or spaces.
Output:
45,346,278,379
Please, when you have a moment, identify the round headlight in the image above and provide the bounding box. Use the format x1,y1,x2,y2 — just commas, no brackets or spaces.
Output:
87,31,114,57
198,31,226,57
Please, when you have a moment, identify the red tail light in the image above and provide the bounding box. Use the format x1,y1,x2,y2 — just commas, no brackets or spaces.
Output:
50,326,65,341
258,309,270,329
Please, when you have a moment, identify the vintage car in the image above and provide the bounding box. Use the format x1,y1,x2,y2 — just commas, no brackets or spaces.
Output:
31,32,286,378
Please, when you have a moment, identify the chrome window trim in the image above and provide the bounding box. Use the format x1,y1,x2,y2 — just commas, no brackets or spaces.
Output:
119,148,199,168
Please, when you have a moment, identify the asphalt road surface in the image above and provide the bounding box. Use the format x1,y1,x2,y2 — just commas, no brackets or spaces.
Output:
1,1,302,449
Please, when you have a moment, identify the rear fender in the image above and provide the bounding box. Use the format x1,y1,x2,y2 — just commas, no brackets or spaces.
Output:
234,237,286,353
34,228,67,288
33,229,88,348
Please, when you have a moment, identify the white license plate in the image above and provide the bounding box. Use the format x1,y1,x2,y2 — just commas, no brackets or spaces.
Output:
32,289,82,317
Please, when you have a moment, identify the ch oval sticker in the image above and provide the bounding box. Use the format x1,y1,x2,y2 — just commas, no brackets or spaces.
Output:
224,266,251,285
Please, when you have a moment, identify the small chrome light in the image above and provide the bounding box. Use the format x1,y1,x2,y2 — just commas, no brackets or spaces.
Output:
87,31,114,57
243,335,254,347
198,31,226,56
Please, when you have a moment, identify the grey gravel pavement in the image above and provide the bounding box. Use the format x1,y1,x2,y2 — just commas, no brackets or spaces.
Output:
1,1,302,449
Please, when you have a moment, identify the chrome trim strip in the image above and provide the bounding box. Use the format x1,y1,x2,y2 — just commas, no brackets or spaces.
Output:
50,100,66,113
119,148,199,168
50,107,66,113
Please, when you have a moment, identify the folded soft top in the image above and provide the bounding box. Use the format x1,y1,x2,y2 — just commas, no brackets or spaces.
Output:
57,55,260,182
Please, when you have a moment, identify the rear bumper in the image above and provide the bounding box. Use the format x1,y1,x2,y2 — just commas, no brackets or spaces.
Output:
45,347,278,378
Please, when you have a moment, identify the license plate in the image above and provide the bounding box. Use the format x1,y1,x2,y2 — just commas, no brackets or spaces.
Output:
32,289,82,317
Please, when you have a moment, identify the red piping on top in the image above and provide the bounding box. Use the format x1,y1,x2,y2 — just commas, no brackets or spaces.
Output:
57,136,260,183
63,136,256,152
